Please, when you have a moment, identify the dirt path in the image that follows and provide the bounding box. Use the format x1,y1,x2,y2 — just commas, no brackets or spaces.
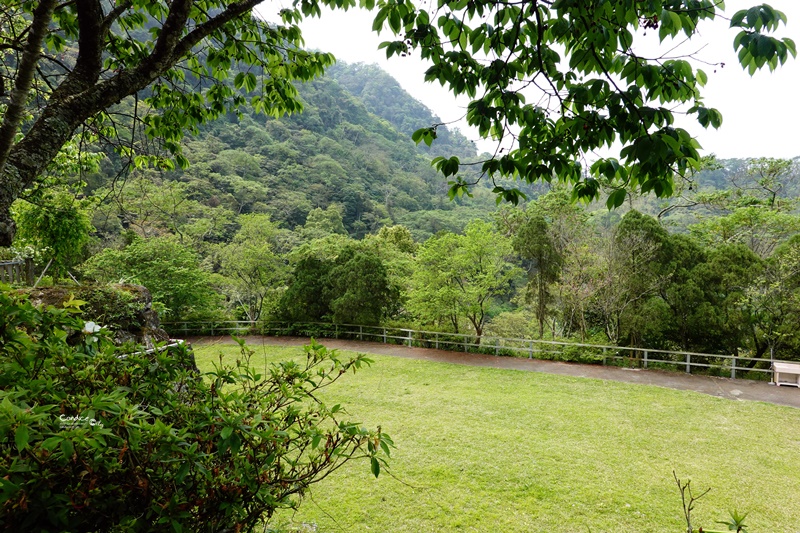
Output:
188,335,800,409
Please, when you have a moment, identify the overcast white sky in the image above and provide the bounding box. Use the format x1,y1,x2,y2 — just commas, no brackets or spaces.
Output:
264,1,800,161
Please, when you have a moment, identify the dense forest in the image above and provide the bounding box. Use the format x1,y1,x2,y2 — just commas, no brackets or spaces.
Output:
3,60,800,365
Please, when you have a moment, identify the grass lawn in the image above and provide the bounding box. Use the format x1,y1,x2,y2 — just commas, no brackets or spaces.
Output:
193,340,800,533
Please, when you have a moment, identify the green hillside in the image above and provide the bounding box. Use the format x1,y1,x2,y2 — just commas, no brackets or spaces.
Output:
85,61,498,243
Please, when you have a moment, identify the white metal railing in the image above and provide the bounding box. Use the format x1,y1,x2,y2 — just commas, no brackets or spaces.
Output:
162,321,791,381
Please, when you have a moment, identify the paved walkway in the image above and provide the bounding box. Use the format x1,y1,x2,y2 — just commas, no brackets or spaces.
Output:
189,336,800,409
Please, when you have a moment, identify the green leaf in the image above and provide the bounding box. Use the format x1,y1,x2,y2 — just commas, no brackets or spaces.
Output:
370,456,381,477
41,436,62,452
388,9,401,33
606,189,627,209
785,37,797,57
175,462,191,482
372,7,388,31
730,9,747,27
14,426,29,451
61,438,74,458
221,426,233,439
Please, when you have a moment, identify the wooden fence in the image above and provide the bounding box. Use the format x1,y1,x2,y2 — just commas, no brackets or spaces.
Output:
0,259,34,285
162,321,788,382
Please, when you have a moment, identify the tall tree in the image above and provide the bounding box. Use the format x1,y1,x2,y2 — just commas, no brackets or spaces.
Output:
594,210,670,345
409,220,520,342
326,247,397,325
690,243,763,356
506,189,588,338
513,213,562,339
743,235,800,361
217,214,287,322
658,234,709,351
278,244,397,325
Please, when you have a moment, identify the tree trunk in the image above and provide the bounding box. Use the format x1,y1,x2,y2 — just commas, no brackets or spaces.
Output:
0,0,59,245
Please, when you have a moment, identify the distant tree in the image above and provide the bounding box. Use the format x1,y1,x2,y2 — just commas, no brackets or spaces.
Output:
594,210,670,345
513,213,561,339
326,247,397,325
408,232,462,333
364,225,417,314
739,157,797,210
743,235,800,361
374,225,417,254
92,175,209,242
217,214,287,322
690,207,800,259
691,243,763,356
409,220,520,342
658,234,710,351
499,190,590,339
279,256,332,322
12,188,95,281
279,245,397,325
556,235,604,341
300,205,348,241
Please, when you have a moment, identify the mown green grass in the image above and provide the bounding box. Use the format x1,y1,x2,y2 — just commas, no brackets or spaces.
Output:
193,340,800,533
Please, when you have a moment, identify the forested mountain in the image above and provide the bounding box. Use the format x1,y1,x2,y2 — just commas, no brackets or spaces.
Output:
81,61,503,243
325,62,478,160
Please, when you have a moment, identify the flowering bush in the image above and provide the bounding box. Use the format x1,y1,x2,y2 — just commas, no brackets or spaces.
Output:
0,289,390,531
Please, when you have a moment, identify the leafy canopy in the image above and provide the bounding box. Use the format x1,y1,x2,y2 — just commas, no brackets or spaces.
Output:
0,0,334,245
293,0,796,205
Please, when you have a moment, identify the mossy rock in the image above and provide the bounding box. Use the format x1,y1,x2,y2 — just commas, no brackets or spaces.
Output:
20,284,170,348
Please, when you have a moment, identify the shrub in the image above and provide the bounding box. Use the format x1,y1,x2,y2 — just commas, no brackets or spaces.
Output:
0,290,390,532
80,236,221,322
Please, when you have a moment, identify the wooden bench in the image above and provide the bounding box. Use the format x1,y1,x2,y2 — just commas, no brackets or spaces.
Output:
773,362,800,387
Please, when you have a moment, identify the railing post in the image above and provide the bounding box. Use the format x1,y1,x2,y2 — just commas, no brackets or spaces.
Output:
383,327,387,344
407,330,412,347
359,325,363,341
25,257,36,287
731,356,737,379
643,350,648,369
685,353,691,374
602,347,607,365
495,338,499,356
529,340,533,359
435,332,439,350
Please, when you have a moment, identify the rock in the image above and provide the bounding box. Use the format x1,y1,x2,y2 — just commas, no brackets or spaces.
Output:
21,283,171,350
